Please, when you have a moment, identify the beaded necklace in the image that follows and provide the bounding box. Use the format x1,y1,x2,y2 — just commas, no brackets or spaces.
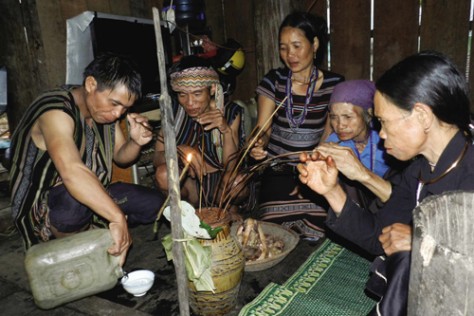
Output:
285,67,318,130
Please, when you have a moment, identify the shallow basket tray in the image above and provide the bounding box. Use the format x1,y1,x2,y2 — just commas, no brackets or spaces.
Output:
231,221,299,272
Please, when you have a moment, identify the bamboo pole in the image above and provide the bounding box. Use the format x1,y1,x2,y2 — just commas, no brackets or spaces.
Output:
152,7,190,316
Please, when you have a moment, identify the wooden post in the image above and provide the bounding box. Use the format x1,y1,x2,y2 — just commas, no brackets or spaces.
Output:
152,7,190,316
409,191,474,315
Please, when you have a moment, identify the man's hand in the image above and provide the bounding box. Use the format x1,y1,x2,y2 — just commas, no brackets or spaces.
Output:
177,145,211,178
197,108,230,133
127,113,153,146
379,223,412,256
108,217,132,266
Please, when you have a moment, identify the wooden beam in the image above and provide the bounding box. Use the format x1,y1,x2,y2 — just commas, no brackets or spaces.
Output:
373,1,418,80
420,0,470,74
330,0,371,79
152,7,190,316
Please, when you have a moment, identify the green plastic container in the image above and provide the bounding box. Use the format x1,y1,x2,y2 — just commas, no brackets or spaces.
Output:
24,229,123,309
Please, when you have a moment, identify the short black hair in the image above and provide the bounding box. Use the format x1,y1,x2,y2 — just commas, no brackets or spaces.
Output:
83,52,142,100
168,55,212,75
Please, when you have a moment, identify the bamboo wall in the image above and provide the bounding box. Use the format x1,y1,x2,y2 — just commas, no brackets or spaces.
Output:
0,0,473,128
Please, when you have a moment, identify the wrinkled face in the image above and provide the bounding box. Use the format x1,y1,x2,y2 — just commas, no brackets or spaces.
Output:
329,102,368,142
176,87,212,118
374,91,424,161
86,78,136,124
279,26,317,74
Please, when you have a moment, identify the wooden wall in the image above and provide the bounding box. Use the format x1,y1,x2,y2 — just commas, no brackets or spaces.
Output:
0,0,164,130
1,0,473,131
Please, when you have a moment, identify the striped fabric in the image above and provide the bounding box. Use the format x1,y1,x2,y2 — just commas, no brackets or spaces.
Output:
173,100,243,170
9,86,114,249
256,67,344,159
170,66,220,92
255,67,344,239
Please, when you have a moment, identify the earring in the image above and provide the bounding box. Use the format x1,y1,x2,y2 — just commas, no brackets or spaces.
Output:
313,51,317,59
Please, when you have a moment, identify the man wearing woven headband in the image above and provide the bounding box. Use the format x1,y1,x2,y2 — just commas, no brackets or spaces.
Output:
154,55,244,211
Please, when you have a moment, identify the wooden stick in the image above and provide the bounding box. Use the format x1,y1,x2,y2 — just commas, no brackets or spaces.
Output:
154,154,193,229
152,7,190,316
217,96,286,215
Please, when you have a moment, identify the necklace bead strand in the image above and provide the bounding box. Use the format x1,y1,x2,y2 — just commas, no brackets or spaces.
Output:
286,67,318,130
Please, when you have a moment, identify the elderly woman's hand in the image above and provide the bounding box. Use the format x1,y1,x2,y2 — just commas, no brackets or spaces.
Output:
378,223,412,256
316,142,369,181
297,151,339,195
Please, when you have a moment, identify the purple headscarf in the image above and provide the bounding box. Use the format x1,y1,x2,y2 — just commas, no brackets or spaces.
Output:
329,80,376,111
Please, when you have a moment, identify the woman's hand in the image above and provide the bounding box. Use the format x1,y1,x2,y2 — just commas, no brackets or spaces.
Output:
379,223,412,255
297,151,339,195
249,135,269,161
316,143,368,181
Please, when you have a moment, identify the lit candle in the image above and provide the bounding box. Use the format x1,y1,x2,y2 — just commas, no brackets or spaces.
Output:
154,153,193,226
179,153,193,181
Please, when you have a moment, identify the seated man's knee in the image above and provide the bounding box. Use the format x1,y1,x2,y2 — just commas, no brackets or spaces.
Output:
155,164,169,192
48,185,92,234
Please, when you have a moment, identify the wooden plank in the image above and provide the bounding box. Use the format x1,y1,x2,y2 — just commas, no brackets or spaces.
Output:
254,0,303,81
330,0,371,79
152,7,190,316
420,0,471,75
469,20,474,114
59,0,87,20
306,0,327,18
110,0,132,16
373,0,419,80
36,0,67,87
305,0,328,69
85,0,111,13
205,0,225,45
222,0,258,101
0,0,47,129
409,191,474,314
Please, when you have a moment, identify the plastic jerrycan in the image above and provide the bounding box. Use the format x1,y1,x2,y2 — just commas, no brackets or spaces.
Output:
24,229,123,309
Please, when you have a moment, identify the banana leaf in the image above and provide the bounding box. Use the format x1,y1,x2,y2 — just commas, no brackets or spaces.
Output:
162,233,215,292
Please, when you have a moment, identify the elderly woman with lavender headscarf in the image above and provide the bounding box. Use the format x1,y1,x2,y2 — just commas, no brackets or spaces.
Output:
318,80,394,207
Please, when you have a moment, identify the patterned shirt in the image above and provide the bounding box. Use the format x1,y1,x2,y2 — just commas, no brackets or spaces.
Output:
256,67,344,158
173,100,244,169
9,86,115,248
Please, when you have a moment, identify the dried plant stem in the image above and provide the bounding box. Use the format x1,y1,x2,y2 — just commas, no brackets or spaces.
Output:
198,130,205,212
153,160,192,232
217,97,287,216
219,150,309,209
234,96,287,178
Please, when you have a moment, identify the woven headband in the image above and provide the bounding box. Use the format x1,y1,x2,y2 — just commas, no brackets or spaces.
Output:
170,66,220,91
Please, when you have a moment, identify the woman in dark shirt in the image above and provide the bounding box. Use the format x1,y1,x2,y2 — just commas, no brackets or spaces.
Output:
298,51,474,315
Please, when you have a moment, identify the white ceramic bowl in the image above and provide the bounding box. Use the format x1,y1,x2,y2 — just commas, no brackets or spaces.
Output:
121,270,155,297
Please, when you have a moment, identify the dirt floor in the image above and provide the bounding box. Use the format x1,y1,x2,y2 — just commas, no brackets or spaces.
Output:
0,200,323,316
